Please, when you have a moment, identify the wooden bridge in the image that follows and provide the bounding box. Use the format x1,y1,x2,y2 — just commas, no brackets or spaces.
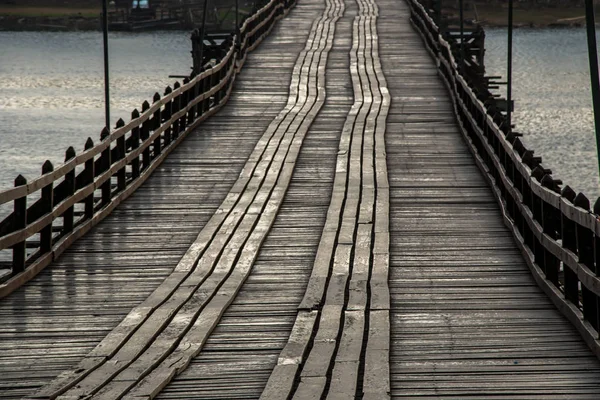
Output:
3,0,600,398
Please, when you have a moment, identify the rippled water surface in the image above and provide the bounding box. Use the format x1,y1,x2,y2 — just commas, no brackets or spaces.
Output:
485,28,600,199
1,29,600,200
0,31,190,190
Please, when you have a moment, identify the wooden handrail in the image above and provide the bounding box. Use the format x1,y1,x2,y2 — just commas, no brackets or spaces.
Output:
408,0,600,356
0,0,297,297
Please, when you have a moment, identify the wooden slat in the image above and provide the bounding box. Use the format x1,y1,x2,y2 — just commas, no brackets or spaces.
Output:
0,3,297,399
380,0,600,398
261,0,392,397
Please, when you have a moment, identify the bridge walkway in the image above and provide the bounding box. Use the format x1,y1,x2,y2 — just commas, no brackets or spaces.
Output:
1,0,600,399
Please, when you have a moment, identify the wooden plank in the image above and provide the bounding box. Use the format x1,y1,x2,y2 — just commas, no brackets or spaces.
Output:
380,0,600,398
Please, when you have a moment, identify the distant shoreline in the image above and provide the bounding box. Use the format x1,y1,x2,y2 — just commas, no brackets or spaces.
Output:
0,4,591,31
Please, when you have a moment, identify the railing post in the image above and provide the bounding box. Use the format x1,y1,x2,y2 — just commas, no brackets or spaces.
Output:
594,197,600,337
152,92,162,157
131,110,141,179
181,78,190,132
540,175,559,286
173,82,181,139
116,118,126,193
188,75,197,126
100,127,112,206
84,137,95,219
12,175,27,274
63,146,76,233
574,193,598,331
203,71,211,113
40,161,54,254
141,100,151,170
164,86,173,146
561,186,579,305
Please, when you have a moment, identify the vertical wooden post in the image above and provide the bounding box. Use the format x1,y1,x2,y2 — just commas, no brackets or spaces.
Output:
100,127,112,206
540,175,559,286
141,100,151,170
131,109,141,179
63,147,76,233
164,87,173,146
192,29,201,75
181,78,190,131
205,72,212,113
574,193,598,331
152,92,162,157
561,186,579,305
116,118,126,193
188,76,197,126
173,82,181,139
84,137,95,219
12,175,27,274
40,161,54,254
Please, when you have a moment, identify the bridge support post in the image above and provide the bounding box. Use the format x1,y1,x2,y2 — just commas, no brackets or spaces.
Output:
101,0,110,131
459,0,464,73
584,0,600,178
199,0,210,71
434,0,442,30
506,0,513,135
236,0,240,47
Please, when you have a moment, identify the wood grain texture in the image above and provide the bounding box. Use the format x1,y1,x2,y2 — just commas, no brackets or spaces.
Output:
4,1,600,399
380,0,600,398
28,0,343,398
0,5,295,400
262,0,391,397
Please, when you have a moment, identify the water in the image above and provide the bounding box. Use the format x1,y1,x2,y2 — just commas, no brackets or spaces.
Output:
0,31,191,191
1,29,599,200
485,28,600,200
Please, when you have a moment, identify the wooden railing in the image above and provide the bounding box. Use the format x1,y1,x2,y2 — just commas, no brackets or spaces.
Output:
408,0,600,357
0,0,296,297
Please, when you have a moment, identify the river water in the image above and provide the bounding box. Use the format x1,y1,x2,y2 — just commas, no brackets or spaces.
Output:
485,28,600,200
0,31,190,192
0,28,599,199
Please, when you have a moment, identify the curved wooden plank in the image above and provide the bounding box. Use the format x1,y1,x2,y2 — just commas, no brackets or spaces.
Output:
261,0,391,397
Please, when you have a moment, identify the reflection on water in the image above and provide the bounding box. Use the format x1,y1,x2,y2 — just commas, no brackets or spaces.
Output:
2,29,600,202
485,28,600,200
0,31,190,191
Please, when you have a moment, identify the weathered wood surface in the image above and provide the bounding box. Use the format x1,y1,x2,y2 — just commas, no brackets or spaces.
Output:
0,6,295,400
26,0,343,398
378,0,600,398
156,0,353,398
4,0,600,399
261,0,392,397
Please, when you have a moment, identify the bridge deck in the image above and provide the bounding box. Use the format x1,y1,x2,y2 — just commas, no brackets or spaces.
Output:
2,0,600,399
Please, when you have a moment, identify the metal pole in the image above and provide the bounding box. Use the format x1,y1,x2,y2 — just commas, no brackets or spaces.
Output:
235,0,240,45
585,0,600,177
507,0,513,134
198,0,209,69
102,0,110,130
459,0,464,73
